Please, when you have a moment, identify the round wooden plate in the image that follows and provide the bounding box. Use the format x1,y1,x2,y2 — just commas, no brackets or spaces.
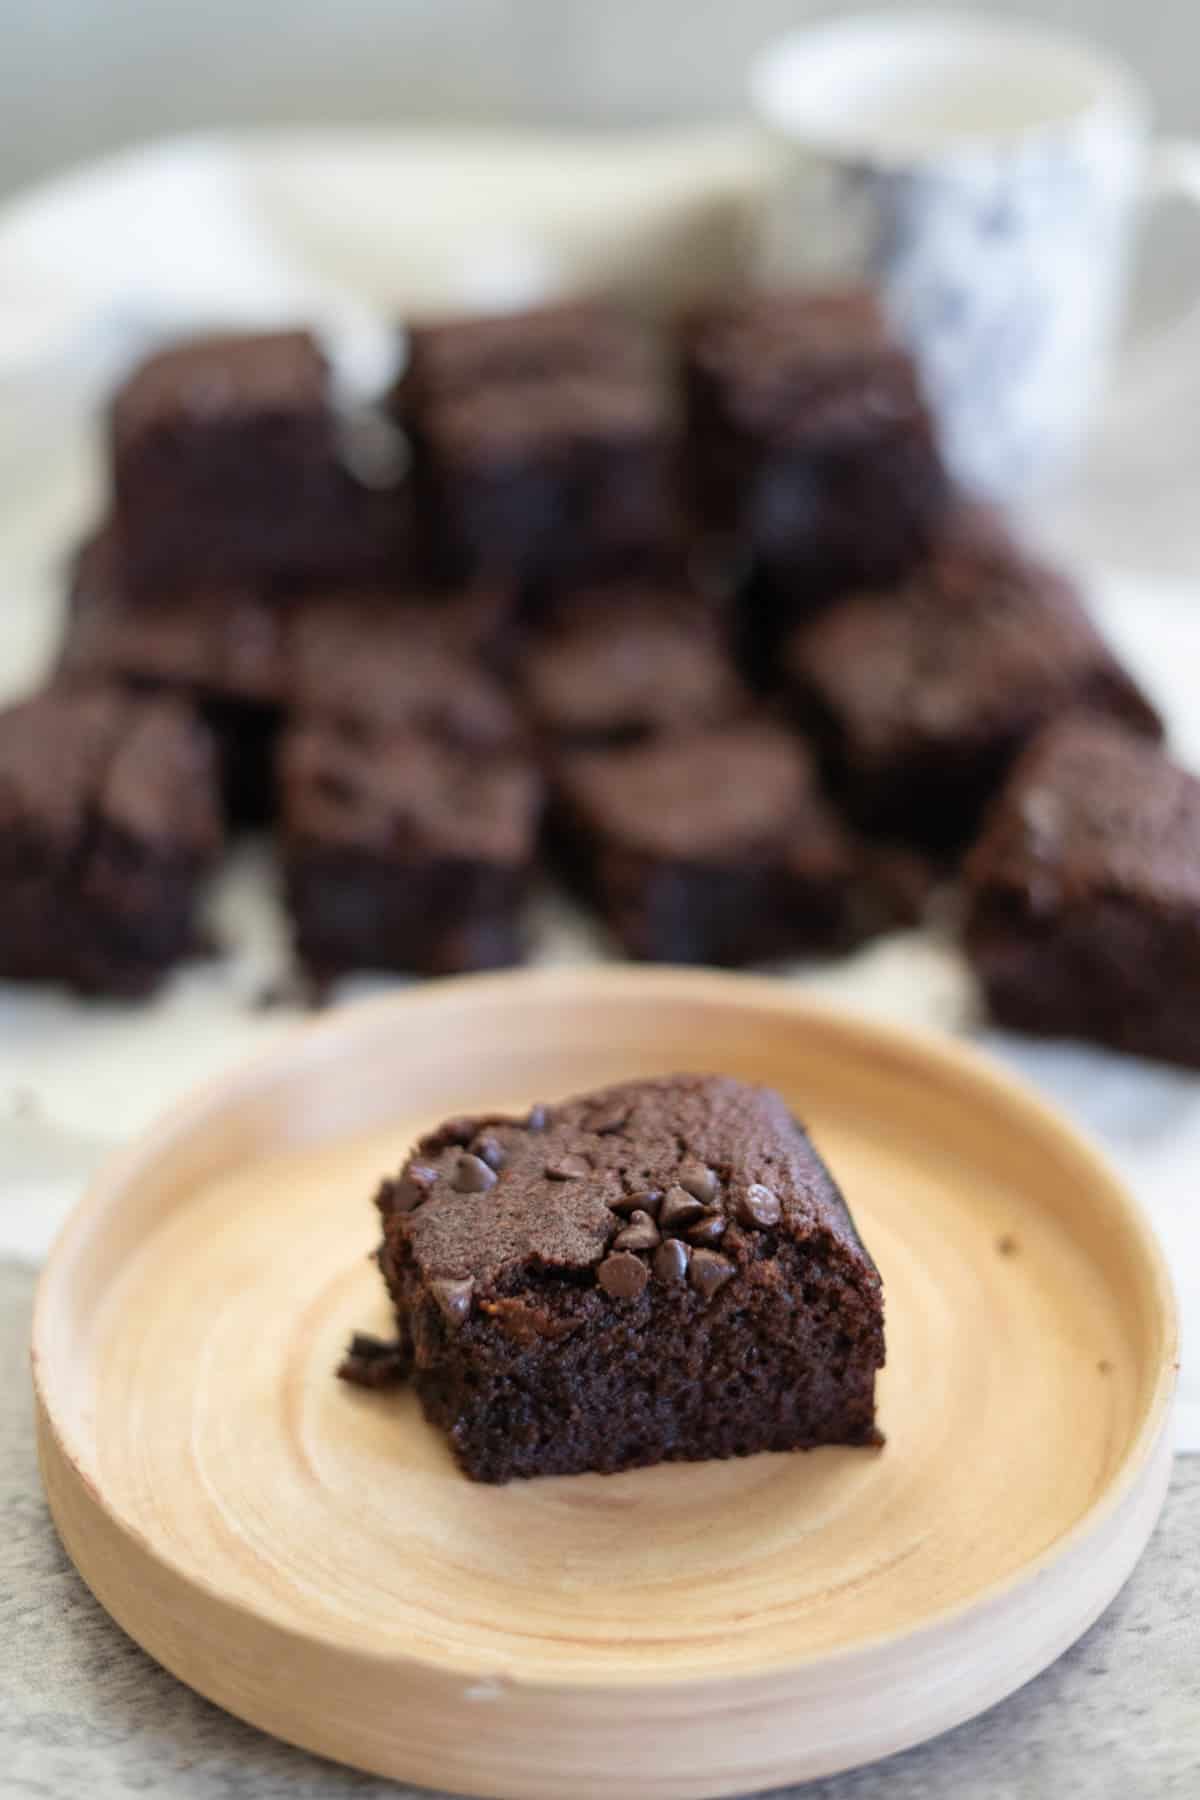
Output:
33,968,1178,1799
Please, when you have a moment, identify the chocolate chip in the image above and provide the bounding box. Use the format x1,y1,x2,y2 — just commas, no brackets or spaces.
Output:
737,1183,781,1229
653,1238,691,1283
431,1277,474,1326
686,1211,727,1247
688,1249,735,1300
525,1104,550,1131
386,1164,438,1212
598,1251,648,1299
452,1151,497,1193
474,1134,507,1171
587,1102,630,1135
613,1209,660,1251
545,1153,591,1180
660,1184,706,1231
610,1188,662,1217
679,1161,719,1205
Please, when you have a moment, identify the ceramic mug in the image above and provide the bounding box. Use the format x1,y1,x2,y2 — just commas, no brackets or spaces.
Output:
751,11,1200,502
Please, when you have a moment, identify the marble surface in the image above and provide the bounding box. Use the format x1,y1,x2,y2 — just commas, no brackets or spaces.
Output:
4,1258,1197,1799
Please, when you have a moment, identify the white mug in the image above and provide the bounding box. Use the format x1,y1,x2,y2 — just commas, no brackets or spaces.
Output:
751,11,1200,503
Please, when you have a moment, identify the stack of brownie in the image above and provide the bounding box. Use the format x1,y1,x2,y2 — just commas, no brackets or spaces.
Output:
3,287,1196,1070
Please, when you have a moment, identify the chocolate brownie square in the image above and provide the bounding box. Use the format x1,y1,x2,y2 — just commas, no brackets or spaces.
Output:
0,687,221,995
552,722,864,964
110,330,408,592
681,287,949,594
59,528,514,824
395,302,675,584
279,696,541,977
520,585,747,749
782,534,1162,851
965,719,1200,1066
349,1073,885,1483
61,525,289,701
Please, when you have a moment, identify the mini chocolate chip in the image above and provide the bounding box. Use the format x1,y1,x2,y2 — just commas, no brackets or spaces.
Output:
431,1277,474,1326
613,1209,660,1251
545,1153,591,1180
474,1134,507,1171
688,1249,735,1300
588,1103,630,1135
737,1183,781,1229
653,1238,691,1283
525,1104,550,1131
679,1161,719,1205
452,1151,497,1193
686,1211,727,1247
660,1184,706,1231
598,1251,649,1300
386,1164,441,1213
610,1188,662,1217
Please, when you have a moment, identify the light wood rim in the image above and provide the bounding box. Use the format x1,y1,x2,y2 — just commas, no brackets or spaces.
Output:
31,967,1180,1795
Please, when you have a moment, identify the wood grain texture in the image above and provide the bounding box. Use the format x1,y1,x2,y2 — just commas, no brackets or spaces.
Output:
32,967,1179,1798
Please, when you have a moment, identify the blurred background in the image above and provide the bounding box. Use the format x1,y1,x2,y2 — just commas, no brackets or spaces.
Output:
1,0,1189,200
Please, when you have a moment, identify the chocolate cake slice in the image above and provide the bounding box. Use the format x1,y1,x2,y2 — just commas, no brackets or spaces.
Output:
345,1074,885,1483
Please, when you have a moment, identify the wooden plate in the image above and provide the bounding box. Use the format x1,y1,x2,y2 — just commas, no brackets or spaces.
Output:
33,967,1178,1799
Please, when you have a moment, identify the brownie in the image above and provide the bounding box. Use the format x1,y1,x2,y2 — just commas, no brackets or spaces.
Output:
349,1073,885,1482
0,687,221,995
782,534,1162,852
279,707,541,978
965,719,1200,1066
552,722,870,964
520,586,747,749
110,330,408,593
681,287,949,596
395,302,676,585
62,526,288,704
59,527,513,823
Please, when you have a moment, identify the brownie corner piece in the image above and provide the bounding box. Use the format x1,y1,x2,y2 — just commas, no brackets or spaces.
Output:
552,722,863,964
365,1073,885,1482
0,685,222,995
782,531,1162,851
279,717,542,978
964,717,1200,1066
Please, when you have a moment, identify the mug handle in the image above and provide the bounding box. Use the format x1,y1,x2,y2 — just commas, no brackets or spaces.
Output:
1116,138,1200,403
